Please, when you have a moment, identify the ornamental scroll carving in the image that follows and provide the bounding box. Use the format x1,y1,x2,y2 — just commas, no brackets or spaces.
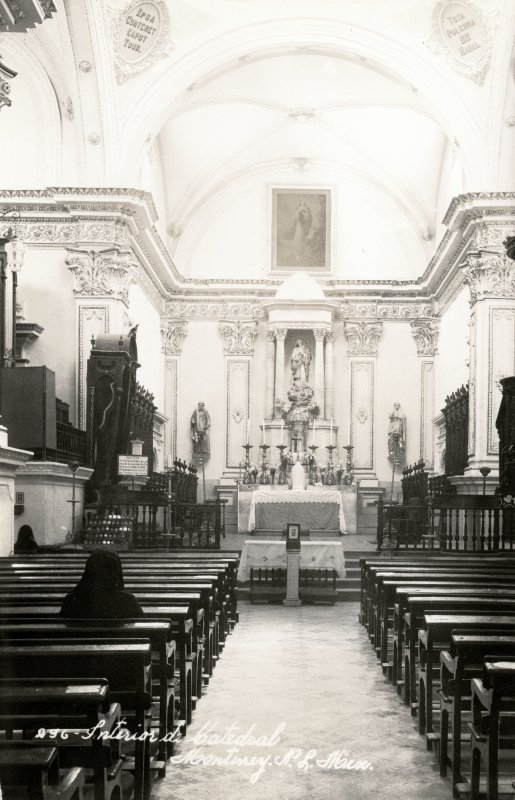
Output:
66,248,138,304
160,320,188,356
219,320,258,355
344,321,383,356
462,251,515,304
410,321,440,357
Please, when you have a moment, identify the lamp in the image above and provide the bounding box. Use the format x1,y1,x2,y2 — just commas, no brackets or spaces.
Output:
479,466,491,496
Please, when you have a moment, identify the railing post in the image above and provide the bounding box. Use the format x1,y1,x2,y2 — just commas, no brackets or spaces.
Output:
214,499,221,549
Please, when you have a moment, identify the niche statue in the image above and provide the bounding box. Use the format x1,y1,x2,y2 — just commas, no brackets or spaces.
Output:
191,401,210,462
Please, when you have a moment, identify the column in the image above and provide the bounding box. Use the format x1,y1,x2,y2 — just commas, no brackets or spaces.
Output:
324,330,335,421
161,319,188,463
66,247,138,429
410,320,439,468
461,243,515,479
273,328,287,418
313,329,326,415
265,329,275,418
219,320,258,470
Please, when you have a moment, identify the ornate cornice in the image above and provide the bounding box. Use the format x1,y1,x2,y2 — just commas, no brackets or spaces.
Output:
462,251,515,304
339,301,434,320
344,321,383,356
218,320,258,355
411,320,440,357
65,247,138,304
160,319,187,356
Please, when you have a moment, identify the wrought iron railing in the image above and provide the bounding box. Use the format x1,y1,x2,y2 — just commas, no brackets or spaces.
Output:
32,422,87,466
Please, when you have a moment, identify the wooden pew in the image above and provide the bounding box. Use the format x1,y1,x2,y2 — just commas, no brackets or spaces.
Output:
0,621,176,764
393,590,515,698
0,679,120,800
418,615,515,743
0,642,152,800
439,632,515,795
468,659,515,800
0,743,85,800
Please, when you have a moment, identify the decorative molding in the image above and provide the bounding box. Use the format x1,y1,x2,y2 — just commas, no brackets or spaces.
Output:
462,251,515,304
420,361,435,468
427,0,493,84
112,0,173,84
411,320,440,357
65,248,138,303
165,301,264,320
226,359,251,469
272,327,288,341
160,319,188,356
219,320,258,355
339,301,434,320
265,329,276,343
344,321,383,356
313,328,326,342
325,330,336,344
78,305,109,429
0,55,16,110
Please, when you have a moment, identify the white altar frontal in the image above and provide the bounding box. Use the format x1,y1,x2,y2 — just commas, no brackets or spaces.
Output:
238,484,357,535
237,540,346,582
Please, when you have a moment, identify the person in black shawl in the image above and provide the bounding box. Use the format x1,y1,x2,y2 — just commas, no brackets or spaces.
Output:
14,525,39,554
60,549,144,619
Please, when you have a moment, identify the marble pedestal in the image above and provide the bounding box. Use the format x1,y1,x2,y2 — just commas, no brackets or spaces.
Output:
283,551,301,607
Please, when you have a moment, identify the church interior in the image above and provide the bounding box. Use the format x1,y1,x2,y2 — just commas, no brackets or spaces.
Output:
0,0,514,798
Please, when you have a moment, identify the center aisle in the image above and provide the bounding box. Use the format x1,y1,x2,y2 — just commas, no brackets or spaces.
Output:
154,604,450,800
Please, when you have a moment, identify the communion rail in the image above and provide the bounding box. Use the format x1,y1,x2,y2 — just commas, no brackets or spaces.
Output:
376,496,515,552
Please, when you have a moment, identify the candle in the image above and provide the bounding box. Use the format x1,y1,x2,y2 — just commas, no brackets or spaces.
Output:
348,420,351,444
280,420,284,445
330,418,333,446
311,418,316,446
262,420,266,446
247,419,250,445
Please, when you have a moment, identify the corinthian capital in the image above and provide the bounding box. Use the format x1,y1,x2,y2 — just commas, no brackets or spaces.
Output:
462,250,515,304
65,247,138,304
161,319,188,356
219,320,258,355
410,320,440,357
344,321,383,356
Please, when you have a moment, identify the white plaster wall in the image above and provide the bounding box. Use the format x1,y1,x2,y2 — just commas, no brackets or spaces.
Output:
375,322,421,480
434,288,470,411
128,284,164,411
20,247,77,421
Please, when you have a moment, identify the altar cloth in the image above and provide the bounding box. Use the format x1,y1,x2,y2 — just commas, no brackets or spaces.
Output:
237,540,346,582
248,489,347,534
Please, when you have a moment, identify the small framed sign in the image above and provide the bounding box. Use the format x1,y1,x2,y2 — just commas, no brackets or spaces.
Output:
286,523,301,551
118,454,148,477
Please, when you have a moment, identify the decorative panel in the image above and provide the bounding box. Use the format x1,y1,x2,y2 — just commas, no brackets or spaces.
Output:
226,358,251,469
350,360,374,471
164,357,177,462
420,361,435,467
488,306,515,454
78,304,109,429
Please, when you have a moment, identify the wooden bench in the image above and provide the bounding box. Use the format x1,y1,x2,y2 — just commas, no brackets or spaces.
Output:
439,633,515,794
0,642,152,800
0,678,120,800
0,743,85,800
418,615,515,743
468,659,515,800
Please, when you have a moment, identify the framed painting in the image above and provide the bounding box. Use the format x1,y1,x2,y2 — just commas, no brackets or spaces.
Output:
272,188,331,271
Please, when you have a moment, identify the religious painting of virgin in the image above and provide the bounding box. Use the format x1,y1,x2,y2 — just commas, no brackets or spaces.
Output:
272,188,331,271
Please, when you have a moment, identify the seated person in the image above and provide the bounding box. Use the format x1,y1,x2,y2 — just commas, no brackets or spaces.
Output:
60,549,144,619
13,525,39,554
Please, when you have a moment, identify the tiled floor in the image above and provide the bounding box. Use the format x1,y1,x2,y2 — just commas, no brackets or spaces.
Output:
152,603,451,800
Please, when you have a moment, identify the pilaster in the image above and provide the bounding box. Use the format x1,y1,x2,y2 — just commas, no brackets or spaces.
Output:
219,321,258,472
411,320,439,468
160,319,188,463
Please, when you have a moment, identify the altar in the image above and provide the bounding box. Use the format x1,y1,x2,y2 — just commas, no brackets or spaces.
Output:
243,486,352,534
237,539,346,582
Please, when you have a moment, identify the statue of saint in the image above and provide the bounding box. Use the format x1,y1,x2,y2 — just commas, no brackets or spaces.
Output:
388,402,406,459
290,339,311,386
191,401,210,461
